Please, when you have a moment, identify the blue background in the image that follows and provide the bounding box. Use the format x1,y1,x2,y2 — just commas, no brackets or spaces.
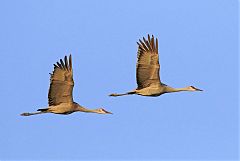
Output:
0,0,238,160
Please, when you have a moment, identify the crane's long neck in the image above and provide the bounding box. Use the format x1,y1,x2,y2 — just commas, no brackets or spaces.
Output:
165,86,191,93
76,105,98,113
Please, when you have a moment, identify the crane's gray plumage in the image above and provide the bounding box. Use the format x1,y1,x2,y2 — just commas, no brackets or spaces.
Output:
21,55,112,116
109,35,202,97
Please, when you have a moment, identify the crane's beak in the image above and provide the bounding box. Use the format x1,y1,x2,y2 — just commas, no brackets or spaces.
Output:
105,111,113,114
195,88,203,91
102,109,113,114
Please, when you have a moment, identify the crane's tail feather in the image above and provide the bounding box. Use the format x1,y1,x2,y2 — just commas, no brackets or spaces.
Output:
37,108,49,112
109,91,136,97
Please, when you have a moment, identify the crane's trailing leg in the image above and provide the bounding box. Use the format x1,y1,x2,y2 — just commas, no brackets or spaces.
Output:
20,111,48,116
21,108,50,116
109,91,136,97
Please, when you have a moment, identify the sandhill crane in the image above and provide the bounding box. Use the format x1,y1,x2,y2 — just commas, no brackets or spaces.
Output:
21,55,112,116
109,35,202,97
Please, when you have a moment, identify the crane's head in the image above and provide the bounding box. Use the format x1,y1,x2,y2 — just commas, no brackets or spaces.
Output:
96,108,113,114
187,86,203,91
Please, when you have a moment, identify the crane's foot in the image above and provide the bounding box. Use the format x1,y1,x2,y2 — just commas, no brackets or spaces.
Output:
109,93,119,97
20,113,31,116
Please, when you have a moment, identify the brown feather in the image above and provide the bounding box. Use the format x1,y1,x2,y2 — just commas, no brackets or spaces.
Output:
139,39,148,51
64,56,69,71
56,62,62,69
137,42,145,51
60,59,66,70
69,54,72,71
156,38,158,53
151,35,155,51
143,37,151,51
147,35,153,51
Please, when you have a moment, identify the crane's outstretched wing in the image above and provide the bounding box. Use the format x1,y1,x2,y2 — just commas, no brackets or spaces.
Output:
48,55,74,106
136,35,161,89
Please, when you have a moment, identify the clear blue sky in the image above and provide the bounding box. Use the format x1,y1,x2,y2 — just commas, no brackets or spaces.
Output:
0,0,238,160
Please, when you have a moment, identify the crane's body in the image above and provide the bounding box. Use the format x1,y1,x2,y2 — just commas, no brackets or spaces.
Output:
111,84,201,97
21,55,112,116
110,35,202,97
135,83,166,96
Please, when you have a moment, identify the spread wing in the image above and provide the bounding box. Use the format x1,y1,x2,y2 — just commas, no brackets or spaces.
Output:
48,55,74,106
136,35,161,89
